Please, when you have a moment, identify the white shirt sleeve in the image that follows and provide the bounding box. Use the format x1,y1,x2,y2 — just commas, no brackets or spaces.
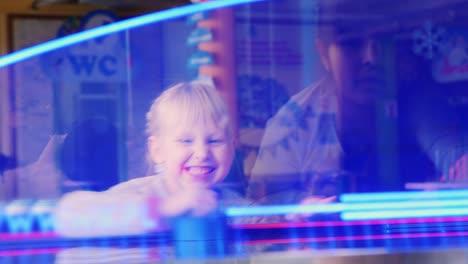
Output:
247,104,305,203
247,80,340,203
54,178,161,237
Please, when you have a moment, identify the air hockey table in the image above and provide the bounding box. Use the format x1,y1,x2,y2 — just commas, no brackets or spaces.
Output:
3,190,468,263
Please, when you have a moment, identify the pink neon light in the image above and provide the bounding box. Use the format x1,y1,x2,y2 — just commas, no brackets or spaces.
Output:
231,216,468,229
1,230,467,257
0,248,63,257
243,231,468,245
0,232,58,240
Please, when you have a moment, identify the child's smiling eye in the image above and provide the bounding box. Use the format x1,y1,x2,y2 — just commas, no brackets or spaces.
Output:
178,138,193,144
208,138,224,144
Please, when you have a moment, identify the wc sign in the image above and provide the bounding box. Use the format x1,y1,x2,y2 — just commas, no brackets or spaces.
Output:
62,10,126,82
66,53,123,80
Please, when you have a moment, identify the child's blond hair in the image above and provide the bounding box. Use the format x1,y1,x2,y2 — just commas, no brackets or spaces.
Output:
146,81,233,139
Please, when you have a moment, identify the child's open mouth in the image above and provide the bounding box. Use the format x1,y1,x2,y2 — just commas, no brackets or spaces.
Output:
185,166,216,180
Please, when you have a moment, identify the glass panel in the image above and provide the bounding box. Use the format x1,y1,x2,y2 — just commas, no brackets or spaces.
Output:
2,0,468,260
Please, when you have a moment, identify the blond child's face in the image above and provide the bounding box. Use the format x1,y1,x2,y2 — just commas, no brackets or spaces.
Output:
150,114,234,191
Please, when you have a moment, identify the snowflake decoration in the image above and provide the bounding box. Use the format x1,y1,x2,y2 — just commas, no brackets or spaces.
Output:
413,21,446,60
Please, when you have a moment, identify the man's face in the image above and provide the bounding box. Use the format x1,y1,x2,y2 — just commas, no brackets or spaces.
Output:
320,30,389,106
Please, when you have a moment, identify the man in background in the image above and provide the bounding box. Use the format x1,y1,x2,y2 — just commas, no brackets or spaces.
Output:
248,0,468,205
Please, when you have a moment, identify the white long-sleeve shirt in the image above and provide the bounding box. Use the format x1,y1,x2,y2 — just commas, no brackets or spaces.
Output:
54,175,248,237
54,176,166,237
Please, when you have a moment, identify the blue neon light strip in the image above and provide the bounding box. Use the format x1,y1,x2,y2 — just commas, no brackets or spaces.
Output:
226,204,346,216
341,190,468,203
341,208,468,220
225,199,468,217
0,0,263,69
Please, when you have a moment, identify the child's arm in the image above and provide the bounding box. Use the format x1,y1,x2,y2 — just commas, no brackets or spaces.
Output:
54,180,218,237
54,190,160,237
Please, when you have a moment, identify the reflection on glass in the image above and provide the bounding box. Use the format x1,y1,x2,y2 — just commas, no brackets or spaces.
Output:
1,0,468,262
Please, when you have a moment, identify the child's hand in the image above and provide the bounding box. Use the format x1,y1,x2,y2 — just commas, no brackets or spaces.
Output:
158,184,218,218
285,195,336,222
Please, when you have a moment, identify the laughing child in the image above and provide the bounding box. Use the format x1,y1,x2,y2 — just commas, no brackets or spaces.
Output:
54,81,245,237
